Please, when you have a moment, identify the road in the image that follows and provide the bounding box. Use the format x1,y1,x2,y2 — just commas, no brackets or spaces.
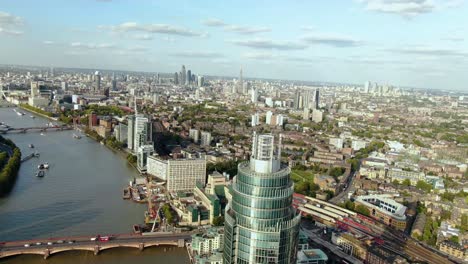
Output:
0,232,192,252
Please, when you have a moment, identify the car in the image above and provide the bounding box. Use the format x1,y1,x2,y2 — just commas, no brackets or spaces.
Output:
35,242,42,246
90,237,97,241
24,244,30,247
68,240,75,244
56,240,64,244
47,242,53,245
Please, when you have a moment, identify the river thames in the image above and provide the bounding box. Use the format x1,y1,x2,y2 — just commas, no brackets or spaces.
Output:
0,107,190,263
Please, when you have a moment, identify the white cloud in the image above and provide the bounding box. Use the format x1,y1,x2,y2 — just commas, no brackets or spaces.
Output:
99,22,202,37
43,40,55,45
357,0,463,17
231,38,307,50
0,28,23,35
0,11,23,27
70,42,116,49
302,34,363,47
0,11,24,36
202,18,226,27
133,34,153,40
242,52,278,60
388,46,468,57
170,51,224,58
224,25,271,35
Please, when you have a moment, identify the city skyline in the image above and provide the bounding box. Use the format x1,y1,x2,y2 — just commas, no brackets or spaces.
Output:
1,0,468,91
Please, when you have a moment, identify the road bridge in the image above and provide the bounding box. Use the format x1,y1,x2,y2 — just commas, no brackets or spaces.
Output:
0,232,191,260
0,126,73,134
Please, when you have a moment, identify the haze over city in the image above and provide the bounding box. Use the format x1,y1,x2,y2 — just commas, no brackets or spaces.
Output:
1,0,468,91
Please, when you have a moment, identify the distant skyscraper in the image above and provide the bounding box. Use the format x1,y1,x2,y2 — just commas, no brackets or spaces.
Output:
294,90,301,109
181,65,186,86
187,70,192,85
112,72,117,91
94,71,101,92
251,87,258,104
61,81,68,91
50,67,55,77
174,72,179,85
364,81,370,93
223,133,300,264
238,66,243,93
314,89,320,109
197,75,204,87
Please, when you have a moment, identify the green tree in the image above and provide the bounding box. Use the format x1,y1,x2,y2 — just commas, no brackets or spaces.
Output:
355,205,370,216
449,236,459,244
416,180,432,193
402,179,411,186
212,216,225,226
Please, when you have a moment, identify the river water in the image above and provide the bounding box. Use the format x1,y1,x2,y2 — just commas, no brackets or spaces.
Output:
0,107,190,263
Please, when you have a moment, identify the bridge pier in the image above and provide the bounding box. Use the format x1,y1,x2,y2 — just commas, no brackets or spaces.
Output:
94,245,100,255
44,249,50,260
139,243,144,251
178,239,185,248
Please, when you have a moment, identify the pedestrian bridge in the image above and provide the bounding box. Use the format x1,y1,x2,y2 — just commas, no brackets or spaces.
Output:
0,233,190,260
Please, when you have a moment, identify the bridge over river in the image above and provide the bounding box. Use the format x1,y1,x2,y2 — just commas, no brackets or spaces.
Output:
0,125,73,134
0,232,191,260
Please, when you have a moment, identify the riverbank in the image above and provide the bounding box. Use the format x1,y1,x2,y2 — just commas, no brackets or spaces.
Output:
0,135,22,197
18,104,58,121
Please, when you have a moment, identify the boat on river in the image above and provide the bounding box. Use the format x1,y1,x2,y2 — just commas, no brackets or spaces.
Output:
73,134,82,139
36,170,45,177
29,144,34,148
38,163,49,169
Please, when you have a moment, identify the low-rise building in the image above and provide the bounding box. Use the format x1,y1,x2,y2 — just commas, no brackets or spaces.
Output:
354,194,407,231
438,240,466,260
296,249,328,264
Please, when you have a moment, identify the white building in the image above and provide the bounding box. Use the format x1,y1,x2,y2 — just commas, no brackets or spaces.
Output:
251,88,258,103
147,156,207,192
329,138,343,150
265,111,273,125
189,128,200,143
276,114,284,126
265,97,274,107
201,131,212,146
134,115,151,151
351,140,367,151
251,113,260,127
312,109,323,123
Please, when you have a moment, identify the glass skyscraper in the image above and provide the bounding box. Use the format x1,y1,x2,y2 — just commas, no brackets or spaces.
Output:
223,133,301,264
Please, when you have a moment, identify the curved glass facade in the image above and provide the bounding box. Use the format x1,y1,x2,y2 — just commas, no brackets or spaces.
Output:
223,160,301,264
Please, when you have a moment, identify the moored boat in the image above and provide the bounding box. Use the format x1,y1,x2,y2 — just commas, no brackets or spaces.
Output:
36,170,45,177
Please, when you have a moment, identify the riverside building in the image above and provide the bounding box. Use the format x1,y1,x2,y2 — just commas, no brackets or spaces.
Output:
223,133,301,264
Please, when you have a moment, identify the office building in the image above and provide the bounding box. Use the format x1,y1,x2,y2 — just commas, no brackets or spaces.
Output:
61,81,68,91
114,123,128,143
198,75,204,87
223,133,301,264
181,65,186,86
251,113,260,127
190,128,200,143
127,115,135,151
174,72,179,85
251,87,258,103
354,195,407,231
187,69,192,85
314,89,320,109
146,156,206,192
94,71,101,91
137,145,154,172
201,131,212,146
296,249,328,264
303,108,310,120
312,109,323,123
329,137,343,150
134,115,152,151
266,111,273,125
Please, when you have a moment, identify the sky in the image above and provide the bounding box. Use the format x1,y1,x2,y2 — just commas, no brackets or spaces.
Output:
0,0,467,91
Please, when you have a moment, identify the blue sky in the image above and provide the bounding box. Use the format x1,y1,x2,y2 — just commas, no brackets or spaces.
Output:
0,0,467,91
